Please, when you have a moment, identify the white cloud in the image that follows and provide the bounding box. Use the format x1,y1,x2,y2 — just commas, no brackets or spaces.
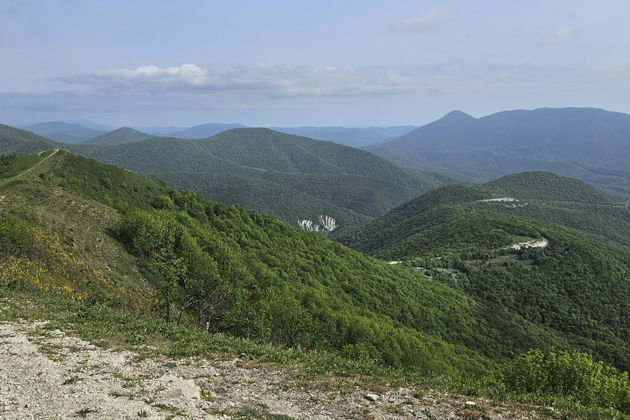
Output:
54,63,500,98
541,26,576,45
391,8,449,32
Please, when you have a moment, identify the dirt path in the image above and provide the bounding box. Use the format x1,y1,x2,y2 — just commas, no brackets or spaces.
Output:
22,149,60,177
0,149,61,190
0,321,542,419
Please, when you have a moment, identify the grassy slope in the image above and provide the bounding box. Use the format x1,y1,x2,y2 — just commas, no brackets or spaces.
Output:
0,151,157,310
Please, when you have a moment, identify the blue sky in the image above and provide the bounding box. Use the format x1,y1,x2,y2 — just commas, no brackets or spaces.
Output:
2,0,629,126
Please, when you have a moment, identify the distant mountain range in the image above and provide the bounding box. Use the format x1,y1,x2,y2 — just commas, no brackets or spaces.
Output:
83,127,153,146
165,123,248,138
20,121,106,143
17,120,418,147
369,107,630,198
270,125,417,148
0,124,450,229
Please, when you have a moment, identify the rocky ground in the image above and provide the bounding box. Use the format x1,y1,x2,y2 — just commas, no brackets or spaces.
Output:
0,321,550,419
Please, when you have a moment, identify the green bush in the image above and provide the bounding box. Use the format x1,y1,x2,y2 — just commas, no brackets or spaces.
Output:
0,213,33,256
502,349,630,412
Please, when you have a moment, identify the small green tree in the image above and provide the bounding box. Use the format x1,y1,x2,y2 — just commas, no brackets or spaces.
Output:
147,251,187,323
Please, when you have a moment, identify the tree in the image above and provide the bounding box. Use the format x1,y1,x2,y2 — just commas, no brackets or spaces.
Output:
147,251,187,323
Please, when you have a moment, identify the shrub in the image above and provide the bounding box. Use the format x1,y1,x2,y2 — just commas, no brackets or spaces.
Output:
501,349,630,412
0,213,33,256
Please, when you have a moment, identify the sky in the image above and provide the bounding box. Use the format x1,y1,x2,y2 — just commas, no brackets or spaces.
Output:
1,0,630,127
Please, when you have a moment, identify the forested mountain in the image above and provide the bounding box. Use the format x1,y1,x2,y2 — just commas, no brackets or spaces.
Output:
3,151,630,416
83,127,153,145
148,171,371,230
0,124,448,229
271,125,417,147
370,107,630,198
338,172,630,373
20,121,106,143
141,123,416,147
168,123,247,138
72,128,450,228
0,124,60,154
0,150,502,373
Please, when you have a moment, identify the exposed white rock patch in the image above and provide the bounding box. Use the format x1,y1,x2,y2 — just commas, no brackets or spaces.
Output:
318,214,337,232
506,238,549,250
479,197,518,202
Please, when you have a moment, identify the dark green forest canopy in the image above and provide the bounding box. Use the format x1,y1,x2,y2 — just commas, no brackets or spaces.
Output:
0,151,497,375
0,124,454,229
338,171,630,371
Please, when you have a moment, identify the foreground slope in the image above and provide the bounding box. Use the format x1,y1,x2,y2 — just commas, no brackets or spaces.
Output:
1,315,568,419
339,172,630,371
370,107,630,197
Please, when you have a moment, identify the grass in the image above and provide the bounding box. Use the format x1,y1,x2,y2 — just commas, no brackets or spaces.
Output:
213,404,297,420
75,407,98,417
62,375,83,385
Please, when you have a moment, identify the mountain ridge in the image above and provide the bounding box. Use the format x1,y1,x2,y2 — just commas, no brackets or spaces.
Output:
20,121,106,144
370,107,630,198
83,127,153,145
0,124,450,229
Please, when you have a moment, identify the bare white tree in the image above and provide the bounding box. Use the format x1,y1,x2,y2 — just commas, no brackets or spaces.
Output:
298,219,320,232
318,215,337,232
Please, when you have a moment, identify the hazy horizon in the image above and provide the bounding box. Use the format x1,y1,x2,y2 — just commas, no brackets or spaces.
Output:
3,0,630,126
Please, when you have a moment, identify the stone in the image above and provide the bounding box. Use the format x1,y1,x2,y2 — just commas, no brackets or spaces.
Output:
364,393,380,402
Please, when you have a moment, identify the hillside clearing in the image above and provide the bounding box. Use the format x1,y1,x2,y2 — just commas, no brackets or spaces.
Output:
505,238,549,250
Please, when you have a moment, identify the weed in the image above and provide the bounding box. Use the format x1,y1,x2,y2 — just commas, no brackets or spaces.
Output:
75,407,98,417
62,376,83,385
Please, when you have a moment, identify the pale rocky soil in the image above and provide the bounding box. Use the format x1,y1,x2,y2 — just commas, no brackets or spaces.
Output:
505,238,549,250
0,321,548,419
